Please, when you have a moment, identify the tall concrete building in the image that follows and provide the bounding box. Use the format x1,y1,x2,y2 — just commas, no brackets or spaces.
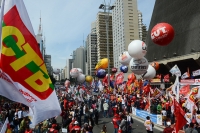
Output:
73,46,86,74
86,22,98,77
35,17,52,75
96,12,114,70
67,59,73,79
112,0,141,69
138,11,147,42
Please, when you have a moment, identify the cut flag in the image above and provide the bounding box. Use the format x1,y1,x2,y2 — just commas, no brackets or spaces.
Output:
0,0,61,127
115,72,124,85
179,84,190,98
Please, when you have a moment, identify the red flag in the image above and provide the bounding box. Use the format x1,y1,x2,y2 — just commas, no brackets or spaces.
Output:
102,75,108,86
174,99,187,132
179,84,190,97
156,74,161,79
116,72,124,85
143,84,151,94
126,73,136,87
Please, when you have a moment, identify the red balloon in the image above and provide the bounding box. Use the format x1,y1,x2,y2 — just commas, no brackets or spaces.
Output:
151,23,174,46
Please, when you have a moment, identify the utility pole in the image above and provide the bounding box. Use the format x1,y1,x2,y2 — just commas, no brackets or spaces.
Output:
99,3,115,89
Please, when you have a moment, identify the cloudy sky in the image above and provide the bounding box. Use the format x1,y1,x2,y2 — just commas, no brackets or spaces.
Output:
23,0,155,69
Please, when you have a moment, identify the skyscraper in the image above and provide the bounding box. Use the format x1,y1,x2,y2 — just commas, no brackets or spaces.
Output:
112,0,143,69
96,12,114,70
73,46,86,74
67,59,73,79
86,22,98,77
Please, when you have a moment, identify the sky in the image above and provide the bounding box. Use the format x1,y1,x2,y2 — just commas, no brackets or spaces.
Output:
23,0,155,69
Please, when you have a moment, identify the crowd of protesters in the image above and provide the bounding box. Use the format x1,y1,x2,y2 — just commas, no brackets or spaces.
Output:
2,79,200,133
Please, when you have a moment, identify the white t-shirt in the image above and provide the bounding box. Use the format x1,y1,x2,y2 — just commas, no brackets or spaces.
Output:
144,120,153,131
17,110,22,118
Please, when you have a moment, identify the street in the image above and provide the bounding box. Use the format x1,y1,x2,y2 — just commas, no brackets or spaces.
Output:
56,114,164,133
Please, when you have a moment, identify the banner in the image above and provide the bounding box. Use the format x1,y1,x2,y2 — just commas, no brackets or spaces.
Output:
0,117,9,133
192,69,200,77
170,65,181,77
132,108,162,125
0,0,61,126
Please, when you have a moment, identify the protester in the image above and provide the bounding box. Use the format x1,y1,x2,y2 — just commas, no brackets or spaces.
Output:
144,116,154,133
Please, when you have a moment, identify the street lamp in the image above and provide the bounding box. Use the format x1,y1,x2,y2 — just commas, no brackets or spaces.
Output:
99,3,115,89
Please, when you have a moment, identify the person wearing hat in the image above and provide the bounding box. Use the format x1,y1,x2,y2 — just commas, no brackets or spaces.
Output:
70,121,81,133
144,116,154,133
112,113,121,133
48,124,58,133
163,120,174,133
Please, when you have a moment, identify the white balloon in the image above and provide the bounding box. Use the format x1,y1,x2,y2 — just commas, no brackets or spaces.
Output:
129,57,149,75
77,68,83,73
128,40,147,59
143,65,156,80
53,68,60,74
119,51,132,65
77,74,85,83
70,68,79,78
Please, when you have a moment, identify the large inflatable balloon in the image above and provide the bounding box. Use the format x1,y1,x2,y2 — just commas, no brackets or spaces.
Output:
119,51,132,65
85,75,93,83
77,68,83,73
77,74,85,83
120,65,128,73
70,68,79,78
112,67,118,73
53,68,60,74
96,69,106,78
95,58,109,70
128,40,147,59
151,23,175,46
129,57,149,75
150,62,160,71
143,65,156,80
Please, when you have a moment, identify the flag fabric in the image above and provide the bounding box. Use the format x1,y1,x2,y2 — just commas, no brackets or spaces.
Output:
115,72,124,85
179,84,190,98
102,75,108,86
181,72,190,79
0,117,10,133
174,99,187,133
152,88,162,99
172,76,180,101
0,0,61,126
170,65,181,77
192,69,200,77
143,84,150,94
97,80,103,91
126,73,135,87
185,86,199,113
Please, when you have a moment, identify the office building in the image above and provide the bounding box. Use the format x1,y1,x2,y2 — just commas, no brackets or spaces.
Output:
72,46,86,74
67,59,73,79
86,22,98,77
96,12,114,70
112,0,141,69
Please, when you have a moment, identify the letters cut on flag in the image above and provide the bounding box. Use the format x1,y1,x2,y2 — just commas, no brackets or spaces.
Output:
169,64,181,77
0,0,61,127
